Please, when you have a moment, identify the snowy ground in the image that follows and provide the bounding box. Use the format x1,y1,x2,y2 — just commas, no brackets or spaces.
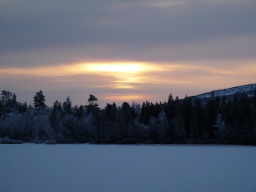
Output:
0,144,256,192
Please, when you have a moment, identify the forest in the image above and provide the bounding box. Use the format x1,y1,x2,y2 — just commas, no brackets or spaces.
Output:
0,90,256,145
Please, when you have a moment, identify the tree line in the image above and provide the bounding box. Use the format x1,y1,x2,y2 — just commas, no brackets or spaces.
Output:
0,90,256,145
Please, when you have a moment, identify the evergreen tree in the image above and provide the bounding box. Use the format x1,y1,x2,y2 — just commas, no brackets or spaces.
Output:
157,110,168,143
105,103,117,122
63,96,72,115
73,105,84,118
180,96,193,138
166,93,176,120
1,90,13,106
49,100,62,129
18,102,27,113
33,90,46,109
140,101,151,124
171,115,186,143
88,94,98,106
149,116,158,142
1,90,18,114
86,94,99,114
214,112,229,141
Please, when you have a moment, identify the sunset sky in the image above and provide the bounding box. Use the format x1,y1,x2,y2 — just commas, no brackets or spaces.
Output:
0,0,256,107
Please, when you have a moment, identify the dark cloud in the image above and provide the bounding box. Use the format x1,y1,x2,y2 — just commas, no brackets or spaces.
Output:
1,33,255,68
0,0,256,67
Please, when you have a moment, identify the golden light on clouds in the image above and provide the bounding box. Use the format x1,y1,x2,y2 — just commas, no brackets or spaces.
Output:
0,61,164,76
1,61,256,104
113,84,135,89
80,62,168,89
85,63,144,73
104,94,147,101
0,61,169,91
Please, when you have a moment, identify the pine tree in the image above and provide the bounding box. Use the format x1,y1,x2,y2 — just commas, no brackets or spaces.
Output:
214,112,228,141
1,90,18,114
157,110,168,143
33,90,46,109
63,96,72,115
49,100,62,128
86,94,99,114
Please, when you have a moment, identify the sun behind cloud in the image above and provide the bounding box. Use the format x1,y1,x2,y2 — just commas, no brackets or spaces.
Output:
84,63,144,73
0,61,162,76
0,61,168,91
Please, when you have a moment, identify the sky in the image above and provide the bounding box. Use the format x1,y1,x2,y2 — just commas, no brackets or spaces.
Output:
0,0,256,107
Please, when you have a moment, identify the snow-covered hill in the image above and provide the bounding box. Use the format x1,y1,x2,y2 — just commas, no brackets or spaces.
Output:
195,83,256,99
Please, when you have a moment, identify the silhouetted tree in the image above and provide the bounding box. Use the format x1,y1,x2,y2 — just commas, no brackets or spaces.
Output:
33,90,46,109
0,90,18,115
105,103,117,122
214,112,229,142
63,96,72,115
73,105,84,118
49,100,62,129
1,87,256,145
86,94,99,114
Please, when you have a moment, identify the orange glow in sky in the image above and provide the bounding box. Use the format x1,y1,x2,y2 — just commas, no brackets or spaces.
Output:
0,61,165,76
85,63,144,73
0,60,255,106
0,61,169,91
104,94,147,101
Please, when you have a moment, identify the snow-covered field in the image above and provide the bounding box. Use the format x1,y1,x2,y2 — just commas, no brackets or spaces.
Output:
0,144,256,192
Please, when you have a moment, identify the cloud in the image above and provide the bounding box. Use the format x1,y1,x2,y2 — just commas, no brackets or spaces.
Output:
146,1,187,8
1,60,255,106
0,0,255,106
1,34,255,69
0,0,255,58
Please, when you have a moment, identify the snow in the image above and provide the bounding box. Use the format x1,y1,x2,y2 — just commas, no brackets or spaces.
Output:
0,144,256,192
196,83,256,99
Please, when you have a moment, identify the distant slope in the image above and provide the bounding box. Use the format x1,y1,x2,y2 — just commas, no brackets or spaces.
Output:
194,83,256,99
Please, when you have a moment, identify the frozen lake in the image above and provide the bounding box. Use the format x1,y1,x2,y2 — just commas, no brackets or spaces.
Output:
0,144,256,192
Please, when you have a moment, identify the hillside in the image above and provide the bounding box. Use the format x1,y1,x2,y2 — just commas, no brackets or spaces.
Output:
194,83,256,99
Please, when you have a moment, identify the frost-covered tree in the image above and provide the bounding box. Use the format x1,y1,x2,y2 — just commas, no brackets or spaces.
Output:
49,100,62,128
17,102,27,113
157,110,168,143
0,90,18,115
148,110,169,143
1,90,13,105
133,103,141,116
33,109,53,143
